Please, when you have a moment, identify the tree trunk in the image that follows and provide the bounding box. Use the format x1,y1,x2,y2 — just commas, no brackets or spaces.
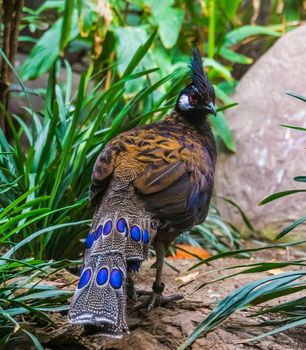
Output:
0,0,24,134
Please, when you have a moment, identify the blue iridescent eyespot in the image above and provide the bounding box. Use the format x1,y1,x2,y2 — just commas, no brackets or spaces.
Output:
95,225,103,240
103,220,112,235
110,268,123,289
130,226,141,241
117,218,128,234
78,268,91,289
97,267,109,286
86,232,95,248
142,229,150,244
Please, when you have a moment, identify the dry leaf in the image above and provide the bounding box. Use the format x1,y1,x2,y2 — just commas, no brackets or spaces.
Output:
267,268,284,275
175,272,199,283
14,323,20,333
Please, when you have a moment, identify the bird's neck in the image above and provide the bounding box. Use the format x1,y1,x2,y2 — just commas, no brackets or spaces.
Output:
168,110,211,133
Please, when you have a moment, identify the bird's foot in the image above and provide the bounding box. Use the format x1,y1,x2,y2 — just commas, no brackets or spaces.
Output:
127,286,151,301
127,283,138,302
134,291,184,311
134,282,183,311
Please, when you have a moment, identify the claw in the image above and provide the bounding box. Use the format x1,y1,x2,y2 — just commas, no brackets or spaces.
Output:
127,274,138,302
134,291,184,311
132,240,184,311
127,286,137,302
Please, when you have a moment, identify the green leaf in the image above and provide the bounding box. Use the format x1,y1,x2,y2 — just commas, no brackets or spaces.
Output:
1,219,90,262
205,58,232,81
0,186,38,220
294,176,306,182
14,289,70,302
224,25,280,48
219,47,253,64
209,110,235,152
178,271,306,350
217,196,256,233
285,91,306,103
0,49,32,109
259,190,306,205
275,215,306,240
113,26,150,75
122,29,157,78
157,7,184,49
214,85,235,105
283,0,302,22
21,11,79,80
241,317,306,344
60,0,75,52
280,124,306,132
3,299,54,324
216,103,238,113
220,0,240,17
0,208,50,232
188,240,306,271
21,330,44,350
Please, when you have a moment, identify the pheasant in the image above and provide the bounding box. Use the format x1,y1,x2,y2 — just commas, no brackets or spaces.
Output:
69,47,217,337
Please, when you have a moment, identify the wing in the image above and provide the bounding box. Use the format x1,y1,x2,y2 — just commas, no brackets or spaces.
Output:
89,138,124,204
132,123,216,230
90,122,216,231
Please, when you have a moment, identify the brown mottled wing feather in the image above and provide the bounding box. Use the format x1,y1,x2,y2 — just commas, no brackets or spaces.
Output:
90,122,215,230
133,161,186,194
134,123,215,230
89,139,120,204
133,130,214,230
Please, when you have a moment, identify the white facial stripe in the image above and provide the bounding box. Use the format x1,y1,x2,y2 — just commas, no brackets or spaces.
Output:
178,94,190,111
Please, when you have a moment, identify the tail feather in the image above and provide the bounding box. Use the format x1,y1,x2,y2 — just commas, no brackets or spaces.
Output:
69,252,128,337
69,211,157,337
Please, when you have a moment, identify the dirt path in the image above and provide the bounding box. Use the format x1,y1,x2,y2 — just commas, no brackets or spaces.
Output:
7,249,306,350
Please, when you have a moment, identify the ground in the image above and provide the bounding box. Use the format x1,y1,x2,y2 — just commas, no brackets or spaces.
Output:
7,248,306,350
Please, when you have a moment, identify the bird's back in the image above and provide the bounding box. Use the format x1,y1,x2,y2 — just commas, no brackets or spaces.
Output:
91,112,216,238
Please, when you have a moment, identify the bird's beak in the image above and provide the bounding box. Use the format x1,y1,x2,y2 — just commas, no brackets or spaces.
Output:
207,101,217,116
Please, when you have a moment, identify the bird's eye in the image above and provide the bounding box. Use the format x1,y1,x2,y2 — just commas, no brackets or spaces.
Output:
189,92,199,105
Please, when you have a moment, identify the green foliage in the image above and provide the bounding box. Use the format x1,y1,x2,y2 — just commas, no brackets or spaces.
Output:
21,12,79,80
178,271,306,350
0,179,80,348
19,0,289,152
0,256,73,346
174,203,243,259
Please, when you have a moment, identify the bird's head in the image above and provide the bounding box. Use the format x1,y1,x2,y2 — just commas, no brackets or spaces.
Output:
175,47,216,119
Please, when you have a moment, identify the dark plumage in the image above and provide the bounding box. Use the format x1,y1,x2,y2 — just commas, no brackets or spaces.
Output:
69,47,217,337
190,47,215,101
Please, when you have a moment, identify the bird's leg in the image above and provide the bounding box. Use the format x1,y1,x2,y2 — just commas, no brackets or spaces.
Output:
135,240,183,311
126,272,137,301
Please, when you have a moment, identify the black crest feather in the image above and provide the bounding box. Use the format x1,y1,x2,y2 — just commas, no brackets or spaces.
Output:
190,47,215,99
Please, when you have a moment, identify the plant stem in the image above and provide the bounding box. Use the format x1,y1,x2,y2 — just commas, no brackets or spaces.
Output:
0,0,24,134
208,0,215,58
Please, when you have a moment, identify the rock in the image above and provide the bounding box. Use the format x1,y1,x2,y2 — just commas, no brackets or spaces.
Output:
216,25,306,238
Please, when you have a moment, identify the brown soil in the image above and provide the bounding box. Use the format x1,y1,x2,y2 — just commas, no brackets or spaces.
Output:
7,248,306,350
